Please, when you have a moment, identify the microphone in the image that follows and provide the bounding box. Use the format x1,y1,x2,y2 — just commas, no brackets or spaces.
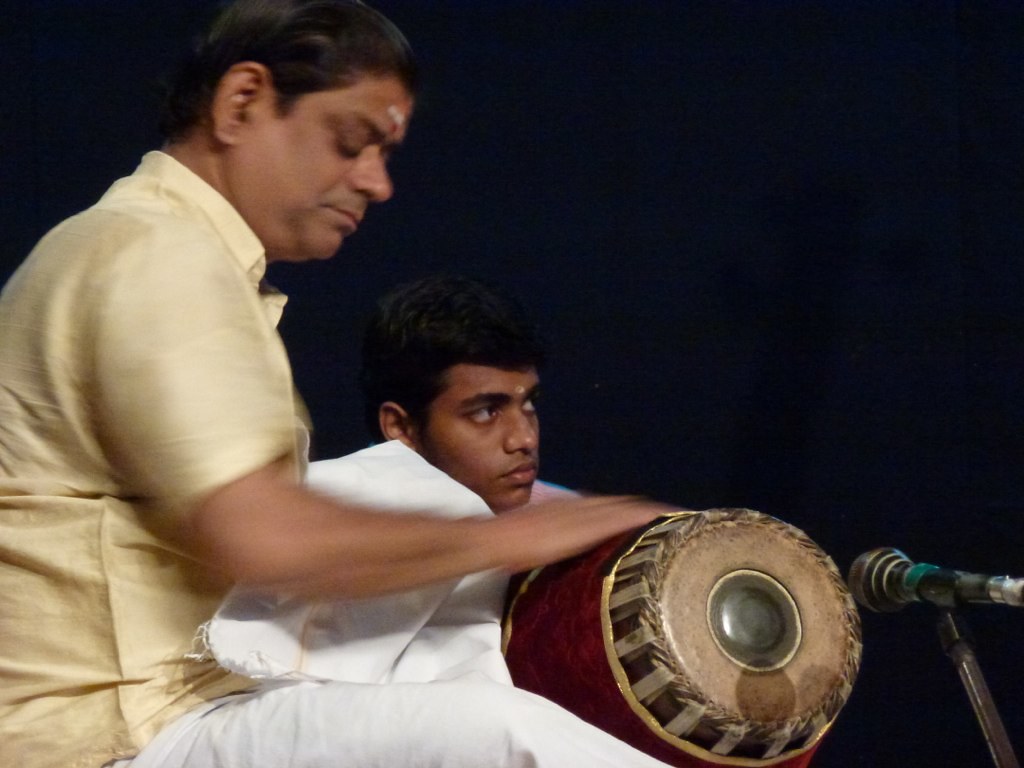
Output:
848,547,1024,612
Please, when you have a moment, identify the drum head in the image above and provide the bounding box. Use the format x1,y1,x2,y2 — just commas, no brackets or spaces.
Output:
605,509,861,760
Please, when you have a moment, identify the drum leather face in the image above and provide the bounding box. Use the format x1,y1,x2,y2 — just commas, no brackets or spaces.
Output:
607,510,862,761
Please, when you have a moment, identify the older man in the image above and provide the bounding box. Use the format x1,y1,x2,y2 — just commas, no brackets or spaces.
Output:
0,2,668,766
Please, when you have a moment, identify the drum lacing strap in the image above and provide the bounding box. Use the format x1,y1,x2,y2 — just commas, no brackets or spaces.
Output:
663,701,707,738
630,665,675,703
838,675,855,706
760,691,835,758
614,625,658,658
608,581,650,611
711,723,750,756
762,722,796,759
617,543,662,570
808,712,830,745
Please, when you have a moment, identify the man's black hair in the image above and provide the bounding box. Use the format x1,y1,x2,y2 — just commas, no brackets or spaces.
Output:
359,275,546,439
159,0,417,141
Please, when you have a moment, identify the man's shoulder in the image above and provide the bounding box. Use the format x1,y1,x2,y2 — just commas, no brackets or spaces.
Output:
25,202,235,295
34,157,221,261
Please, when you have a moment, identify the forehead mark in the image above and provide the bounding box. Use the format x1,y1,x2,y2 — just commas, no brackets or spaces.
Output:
387,105,406,135
514,385,526,395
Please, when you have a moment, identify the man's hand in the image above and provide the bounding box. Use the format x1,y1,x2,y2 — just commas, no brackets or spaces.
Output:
488,495,674,574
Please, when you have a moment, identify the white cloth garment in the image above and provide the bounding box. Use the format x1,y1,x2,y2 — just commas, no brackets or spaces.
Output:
207,440,510,686
126,440,675,767
127,675,681,768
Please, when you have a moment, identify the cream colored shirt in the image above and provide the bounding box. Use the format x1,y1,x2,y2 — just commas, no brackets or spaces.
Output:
0,152,303,768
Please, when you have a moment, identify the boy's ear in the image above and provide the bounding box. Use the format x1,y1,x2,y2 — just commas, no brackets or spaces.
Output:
378,402,419,449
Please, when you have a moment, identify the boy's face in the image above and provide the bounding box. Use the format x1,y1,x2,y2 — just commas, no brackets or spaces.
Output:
407,363,541,513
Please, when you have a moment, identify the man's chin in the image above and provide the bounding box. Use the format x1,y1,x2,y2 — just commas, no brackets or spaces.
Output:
266,233,345,263
266,247,340,264
307,235,345,261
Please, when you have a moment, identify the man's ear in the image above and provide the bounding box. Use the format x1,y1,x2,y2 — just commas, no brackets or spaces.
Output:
209,62,275,145
379,402,420,449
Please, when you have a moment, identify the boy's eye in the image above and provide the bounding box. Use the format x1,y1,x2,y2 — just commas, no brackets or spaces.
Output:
468,406,498,423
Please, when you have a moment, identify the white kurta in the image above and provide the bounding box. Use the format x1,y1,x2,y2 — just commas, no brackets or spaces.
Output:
207,440,510,686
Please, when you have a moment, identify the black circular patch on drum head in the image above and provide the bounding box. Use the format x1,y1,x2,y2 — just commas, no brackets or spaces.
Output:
706,569,802,671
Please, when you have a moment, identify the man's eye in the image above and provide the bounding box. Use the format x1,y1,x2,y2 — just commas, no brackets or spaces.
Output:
336,141,362,159
523,398,537,413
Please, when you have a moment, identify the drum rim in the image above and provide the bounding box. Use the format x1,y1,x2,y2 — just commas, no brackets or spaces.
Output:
599,508,862,767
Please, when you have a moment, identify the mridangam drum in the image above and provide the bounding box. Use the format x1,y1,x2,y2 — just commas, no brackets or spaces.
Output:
502,509,862,767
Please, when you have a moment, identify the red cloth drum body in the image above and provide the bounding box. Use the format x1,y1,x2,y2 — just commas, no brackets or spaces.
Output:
502,509,862,768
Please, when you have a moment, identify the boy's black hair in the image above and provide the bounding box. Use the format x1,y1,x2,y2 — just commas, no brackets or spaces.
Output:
359,275,545,439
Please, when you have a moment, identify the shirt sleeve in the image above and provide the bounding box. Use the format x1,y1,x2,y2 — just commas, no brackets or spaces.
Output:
88,214,298,507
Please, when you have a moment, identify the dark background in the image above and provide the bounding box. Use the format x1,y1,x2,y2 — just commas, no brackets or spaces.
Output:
3,2,1022,766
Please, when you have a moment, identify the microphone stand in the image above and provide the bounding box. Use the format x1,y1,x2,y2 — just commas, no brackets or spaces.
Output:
937,609,1020,768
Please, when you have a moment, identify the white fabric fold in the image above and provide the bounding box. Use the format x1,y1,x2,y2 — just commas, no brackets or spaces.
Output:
207,440,512,686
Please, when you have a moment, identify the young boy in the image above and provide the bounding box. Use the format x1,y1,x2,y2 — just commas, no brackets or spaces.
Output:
359,273,575,512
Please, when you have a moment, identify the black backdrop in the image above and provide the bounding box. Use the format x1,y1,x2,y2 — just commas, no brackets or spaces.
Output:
3,2,1023,766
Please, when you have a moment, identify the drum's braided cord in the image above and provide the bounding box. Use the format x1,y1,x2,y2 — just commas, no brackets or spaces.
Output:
614,508,863,758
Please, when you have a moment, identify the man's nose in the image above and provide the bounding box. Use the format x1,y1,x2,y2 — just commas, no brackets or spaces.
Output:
353,147,394,203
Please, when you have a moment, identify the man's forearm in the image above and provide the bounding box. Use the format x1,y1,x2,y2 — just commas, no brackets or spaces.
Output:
184,459,667,599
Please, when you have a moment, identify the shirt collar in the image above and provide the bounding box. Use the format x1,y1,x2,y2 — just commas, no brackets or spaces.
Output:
135,151,269,291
